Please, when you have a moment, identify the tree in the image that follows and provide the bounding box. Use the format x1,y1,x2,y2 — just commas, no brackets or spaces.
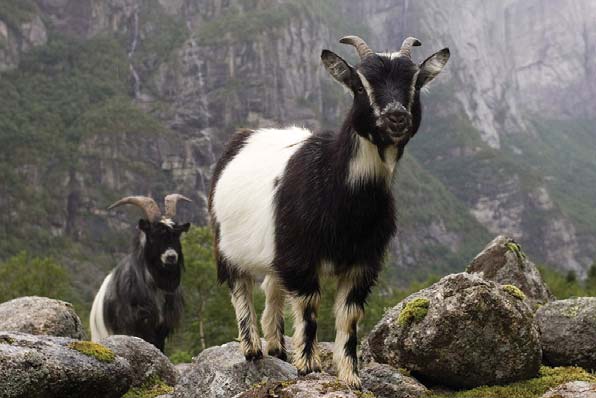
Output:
166,226,239,361
0,251,72,303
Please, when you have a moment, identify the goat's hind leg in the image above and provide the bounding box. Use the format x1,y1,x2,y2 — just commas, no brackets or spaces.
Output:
261,275,287,360
230,274,263,360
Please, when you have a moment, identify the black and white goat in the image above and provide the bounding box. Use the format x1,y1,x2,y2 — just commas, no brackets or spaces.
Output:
209,36,449,387
90,194,191,352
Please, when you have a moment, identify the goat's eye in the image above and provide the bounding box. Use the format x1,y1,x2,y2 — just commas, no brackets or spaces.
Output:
356,86,365,94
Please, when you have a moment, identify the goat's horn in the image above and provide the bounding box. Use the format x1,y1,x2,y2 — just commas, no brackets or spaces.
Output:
339,35,375,60
164,194,192,219
399,37,422,59
108,196,162,222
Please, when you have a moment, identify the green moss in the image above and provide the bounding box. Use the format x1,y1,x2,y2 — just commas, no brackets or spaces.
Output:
502,285,526,300
505,242,526,261
427,366,596,398
397,298,430,327
123,376,174,398
68,341,115,363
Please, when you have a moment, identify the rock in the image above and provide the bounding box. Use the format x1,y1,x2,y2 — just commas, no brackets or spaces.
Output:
467,235,555,309
0,331,132,398
0,296,86,339
174,341,298,398
99,335,176,387
360,362,428,398
536,297,596,370
541,381,596,398
363,272,542,389
233,373,364,398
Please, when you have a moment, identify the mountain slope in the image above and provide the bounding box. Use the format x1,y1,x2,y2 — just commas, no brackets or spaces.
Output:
0,0,594,304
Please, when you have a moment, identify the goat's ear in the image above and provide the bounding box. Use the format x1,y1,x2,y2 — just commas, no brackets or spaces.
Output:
138,219,151,233
417,48,450,88
321,50,355,89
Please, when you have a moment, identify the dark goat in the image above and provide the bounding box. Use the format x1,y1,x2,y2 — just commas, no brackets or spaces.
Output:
90,194,191,352
209,36,449,387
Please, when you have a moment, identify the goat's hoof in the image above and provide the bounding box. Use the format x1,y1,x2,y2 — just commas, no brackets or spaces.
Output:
297,365,322,376
244,349,263,361
341,375,362,390
267,348,288,362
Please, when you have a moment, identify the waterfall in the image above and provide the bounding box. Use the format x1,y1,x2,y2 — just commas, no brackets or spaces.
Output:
186,19,210,126
129,9,141,99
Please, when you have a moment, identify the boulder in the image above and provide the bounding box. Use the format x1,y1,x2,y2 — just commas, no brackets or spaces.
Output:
0,331,132,398
541,381,596,398
233,373,364,398
174,341,298,398
363,272,542,388
360,362,428,398
0,296,86,339
100,335,177,387
536,297,596,370
467,235,554,309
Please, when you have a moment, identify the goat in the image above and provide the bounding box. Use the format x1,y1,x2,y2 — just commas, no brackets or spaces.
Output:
90,194,191,352
208,36,449,388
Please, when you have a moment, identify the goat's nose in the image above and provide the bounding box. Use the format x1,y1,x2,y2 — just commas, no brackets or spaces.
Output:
386,112,410,131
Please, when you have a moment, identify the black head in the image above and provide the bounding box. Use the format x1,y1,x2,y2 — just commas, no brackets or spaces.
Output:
321,36,449,147
138,218,191,291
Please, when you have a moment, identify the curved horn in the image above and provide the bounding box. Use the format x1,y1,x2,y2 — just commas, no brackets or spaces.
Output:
108,196,161,222
339,35,375,60
164,194,192,219
399,37,422,59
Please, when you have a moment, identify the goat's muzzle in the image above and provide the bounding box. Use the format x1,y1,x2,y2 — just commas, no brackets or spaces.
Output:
377,106,412,139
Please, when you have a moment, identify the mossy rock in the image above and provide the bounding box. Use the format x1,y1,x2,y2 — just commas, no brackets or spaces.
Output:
364,273,542,389
427,366,596,398
68,341,115,363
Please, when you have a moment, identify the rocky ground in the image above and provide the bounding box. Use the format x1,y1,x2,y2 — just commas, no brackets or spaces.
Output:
0,236,595,398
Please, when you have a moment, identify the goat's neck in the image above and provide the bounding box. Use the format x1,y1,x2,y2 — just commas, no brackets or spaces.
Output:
335,119,398,189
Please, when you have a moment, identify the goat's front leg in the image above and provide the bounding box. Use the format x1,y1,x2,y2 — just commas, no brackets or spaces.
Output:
334,268,378,389
230,275,263,360
261,275,287,360
290,288,321,375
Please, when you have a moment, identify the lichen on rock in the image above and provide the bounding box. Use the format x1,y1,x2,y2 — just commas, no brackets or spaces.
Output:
397,298,430,327
68,341,116,363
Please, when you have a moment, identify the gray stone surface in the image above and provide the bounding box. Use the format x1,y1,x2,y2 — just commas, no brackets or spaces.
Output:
0,296,86,339
174,341,298,398
536,297,596,371
233,373,363,398
541,381,596,398
0,331,132,398
100,335,176,387
363,272,542,389
467,235,555,309
360,362,428,398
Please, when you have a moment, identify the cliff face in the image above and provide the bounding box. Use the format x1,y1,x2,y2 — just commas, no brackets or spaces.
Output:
0,0,595,294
